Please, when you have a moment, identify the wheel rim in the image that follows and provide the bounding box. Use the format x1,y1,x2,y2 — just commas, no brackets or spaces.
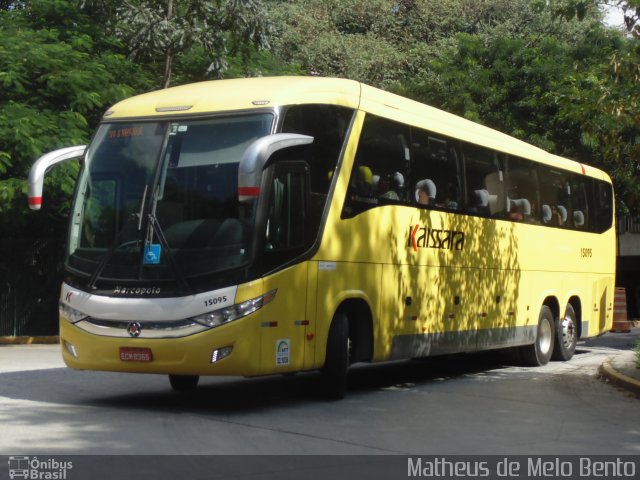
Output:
539,317,553,354
561,315,576,350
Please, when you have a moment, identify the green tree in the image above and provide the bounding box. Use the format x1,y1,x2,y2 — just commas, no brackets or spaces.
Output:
0,0,156,333
114,0,273,88
267,0,600,89
553,0,640,213
0,0,152,231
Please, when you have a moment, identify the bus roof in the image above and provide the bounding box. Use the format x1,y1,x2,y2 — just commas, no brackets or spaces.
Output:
105,76,362,119
104,76,609,182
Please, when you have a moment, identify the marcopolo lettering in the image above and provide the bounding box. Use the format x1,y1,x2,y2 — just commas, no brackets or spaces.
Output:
408,224,465,252
113,286,161,295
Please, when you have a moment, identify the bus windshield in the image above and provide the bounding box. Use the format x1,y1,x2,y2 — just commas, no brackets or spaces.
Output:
67,113,274,289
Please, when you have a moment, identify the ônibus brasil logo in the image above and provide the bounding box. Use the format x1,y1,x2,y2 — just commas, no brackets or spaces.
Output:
7,456,72,480
408,224,465,252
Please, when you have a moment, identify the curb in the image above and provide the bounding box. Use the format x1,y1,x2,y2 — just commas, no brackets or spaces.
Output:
0,336,60,345
598,359,640,398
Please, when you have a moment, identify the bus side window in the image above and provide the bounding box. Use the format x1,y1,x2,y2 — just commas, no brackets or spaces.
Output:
411,130,461,211
594,180,613,233
539,166,570,228
569,175,590,230
505,156,539,223
462,144,504,218
281,104,354,235
343,114,410,217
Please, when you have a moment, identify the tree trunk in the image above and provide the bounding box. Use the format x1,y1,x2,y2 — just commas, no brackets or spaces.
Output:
162,0,174,89
162,47,173,89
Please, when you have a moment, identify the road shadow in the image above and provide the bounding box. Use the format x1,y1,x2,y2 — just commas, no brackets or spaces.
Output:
0,349,518,412
2,328,636,415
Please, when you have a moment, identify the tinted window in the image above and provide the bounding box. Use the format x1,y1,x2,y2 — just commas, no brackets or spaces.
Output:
568,174,591,230
594,181,614,233
505,156,539,223
339,114,613,234
281,104,354,242
411,129,460,210
539,166,572,228
281,105,353,197
463,144,505,217
343,115,410,217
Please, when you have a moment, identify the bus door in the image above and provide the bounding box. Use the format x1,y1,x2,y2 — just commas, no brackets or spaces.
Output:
259,161,311,374
591,277,612,336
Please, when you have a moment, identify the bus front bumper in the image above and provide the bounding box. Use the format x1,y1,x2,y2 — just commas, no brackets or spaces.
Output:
59,317,262,377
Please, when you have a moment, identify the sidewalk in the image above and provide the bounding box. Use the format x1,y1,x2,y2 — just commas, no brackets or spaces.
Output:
599,349,640,397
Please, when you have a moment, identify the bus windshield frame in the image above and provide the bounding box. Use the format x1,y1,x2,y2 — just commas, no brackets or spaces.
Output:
66,112,275,293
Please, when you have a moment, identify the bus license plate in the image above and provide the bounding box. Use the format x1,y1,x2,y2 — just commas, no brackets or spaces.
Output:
119,347,153,362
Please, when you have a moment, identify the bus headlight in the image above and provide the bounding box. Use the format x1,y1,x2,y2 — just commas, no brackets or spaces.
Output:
192,289,276,328
59,302,88,323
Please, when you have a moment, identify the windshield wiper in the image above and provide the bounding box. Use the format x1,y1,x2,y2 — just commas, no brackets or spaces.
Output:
87,185,149,291
141,186,194,295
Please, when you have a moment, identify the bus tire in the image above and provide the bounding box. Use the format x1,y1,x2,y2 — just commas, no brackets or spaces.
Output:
552,303,577,361
169,374,199,391
521,305,555,366
320,311,349,400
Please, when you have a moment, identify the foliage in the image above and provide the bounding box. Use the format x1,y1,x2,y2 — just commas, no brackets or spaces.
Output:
113,0,273,87
267,0,599,88
556,0,640,33
0,1,154,230
546,0,640,213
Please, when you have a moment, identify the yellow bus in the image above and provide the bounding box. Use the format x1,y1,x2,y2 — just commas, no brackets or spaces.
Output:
28,77,615,398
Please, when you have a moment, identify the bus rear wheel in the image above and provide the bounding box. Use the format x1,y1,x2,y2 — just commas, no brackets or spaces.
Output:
552,303,577,361
521,305,555,366
169,374,199,391
320,311,349,400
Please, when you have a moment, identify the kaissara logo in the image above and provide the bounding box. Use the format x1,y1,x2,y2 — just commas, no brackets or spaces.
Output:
408,224,465,252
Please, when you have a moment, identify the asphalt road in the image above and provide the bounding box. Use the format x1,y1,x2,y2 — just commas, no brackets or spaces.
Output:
1,330,639,456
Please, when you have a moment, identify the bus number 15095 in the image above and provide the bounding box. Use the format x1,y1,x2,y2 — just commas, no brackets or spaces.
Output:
204,296,228,308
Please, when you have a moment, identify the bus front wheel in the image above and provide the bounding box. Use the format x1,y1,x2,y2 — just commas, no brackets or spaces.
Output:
521,305,555,367
169,374,199,391
552,303,577,361
320,311,349,400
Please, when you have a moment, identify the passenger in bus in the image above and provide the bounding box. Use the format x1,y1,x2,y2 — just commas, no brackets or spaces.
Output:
508,198,531,221
378,172,405,201
378,173,399,201
509,203,524,221
542,204,565,226
415,179,436,205
436,182,458,210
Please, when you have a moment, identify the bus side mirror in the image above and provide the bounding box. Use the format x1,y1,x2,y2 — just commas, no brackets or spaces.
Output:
27,145,87,210
238,134,313,203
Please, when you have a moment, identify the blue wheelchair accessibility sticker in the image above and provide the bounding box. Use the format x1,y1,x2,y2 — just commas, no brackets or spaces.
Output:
143,244,161,265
